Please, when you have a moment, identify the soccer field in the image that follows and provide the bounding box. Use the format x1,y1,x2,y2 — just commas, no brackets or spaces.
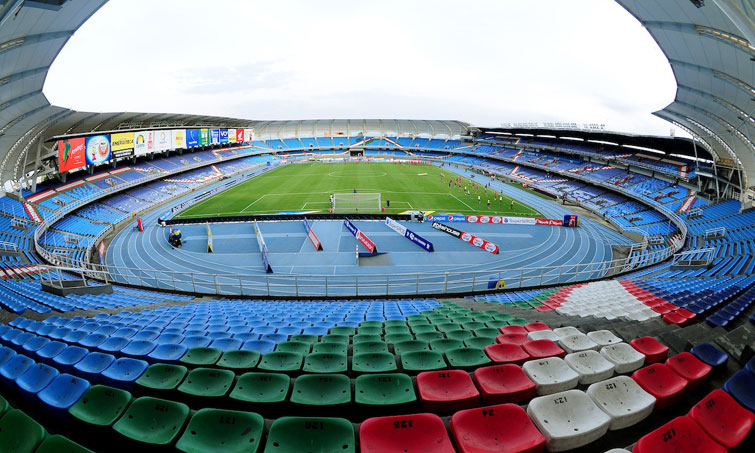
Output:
176,162,542,218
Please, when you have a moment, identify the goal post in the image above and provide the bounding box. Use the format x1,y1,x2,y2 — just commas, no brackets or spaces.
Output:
332,192,381,213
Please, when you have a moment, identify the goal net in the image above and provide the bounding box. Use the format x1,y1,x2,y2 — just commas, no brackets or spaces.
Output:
332,193,381,213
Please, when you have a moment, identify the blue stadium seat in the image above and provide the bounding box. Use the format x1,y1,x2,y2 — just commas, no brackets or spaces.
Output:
38,374,91,410
73,352,116,382
51,346,88,373
102,358,148,389
16,363,59,396
180,335,211,349
690,342,728,368
121,340,157,358
147,344,188,364
723,370,755,412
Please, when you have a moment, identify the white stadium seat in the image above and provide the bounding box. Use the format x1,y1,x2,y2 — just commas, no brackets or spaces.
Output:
564,351,615,384
558,333,599,353
522,357,580,395
587,375,656,430
600,343,645,374
587,330,623,347
526,330,560,342
553,326,583,338
527,389,611,452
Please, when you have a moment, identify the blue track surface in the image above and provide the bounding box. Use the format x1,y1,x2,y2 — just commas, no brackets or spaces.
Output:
106,164,633,296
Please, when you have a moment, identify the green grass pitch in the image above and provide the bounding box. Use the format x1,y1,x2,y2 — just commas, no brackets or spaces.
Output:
175,162,542,218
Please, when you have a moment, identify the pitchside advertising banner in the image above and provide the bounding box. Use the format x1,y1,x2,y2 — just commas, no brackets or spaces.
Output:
210,129,220,144
236,129,245,143
57,137,86,172
85,135,111,165
111,132,135,159
154,130,171,152
303,218,323,251
385,217,434,252
343,218,377,254
219,129,229,144
134,130,154,156
431,222,499,254
200,129,210,146
425,214,577,227
227,129,236,144
172,130,186,149
186,129,200,148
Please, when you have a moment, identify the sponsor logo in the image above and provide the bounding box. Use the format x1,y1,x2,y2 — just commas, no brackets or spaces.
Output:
449,215,466,222
492,216,502,224
473,237,484,247
480,216,490,223
432,222,462,238
468,216,478,223
461,232,473,242
484,242,497,253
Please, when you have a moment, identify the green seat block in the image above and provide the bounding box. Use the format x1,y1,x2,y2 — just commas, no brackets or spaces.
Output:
303,353,347,373
401,351,447,372
356,327,382,336
229,372,290,403
320,334,349,344
445,329,473,341
289,334,317,345
384,333,412,344
415,331,444,342
410,325,436,335
352,341,388,355
257,352,303,372
384,326,410,335
217,350,261,370
508,318,528,326
35,435,93,453
351,352,397,373
355,373,416,406
359,321,382,329
179,347,222,367
384,320,407,327
461,321,485,330
177,368,235,397
352,334,382,344
0,395,7,417
263,417,354,453
274,341,311,355
393,340,429,355
290,374,351,406
493,313,513,322
113,397,189,445
473,327,500,338
311,342,348,355
69,385,132,426
429,338,463,352
445,347,492,368
463,336,497,349
0,410,46,452
176,408,264,453
136,364,188,391
329,326,355,337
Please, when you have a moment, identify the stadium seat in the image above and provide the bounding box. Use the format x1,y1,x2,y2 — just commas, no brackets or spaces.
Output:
147,343,188,364
175,408,264,453
69,385,133,426
97,337,129,353
303,352,348,373
38,374,91,410
688,388,754,450
462,336,496,349
444,347,491,368
400,350,447,372
242,340,276,355
500,325,529,335
0,409,46,453
275,341,311,355
113,396,190,446
180,336,211,349
522,357,580,395
723,370,755,412
179,347,222,367
312,342,348,356
665,352,711,389
73,352,116,382
633,416,726,453
446,329,473,341
526,330,560,342
632,363,688,409
600,343,645,373
229,372,290,404
586,375,655,430
417,370,480,412
524,322,550,332
16,362,59,396
52,345,88,373
473,364,536,404
291,374,351,406
522,339,565,359
484,343,530,365
121,340,157,357
352,352,397,373
393,340,429,355
429,338,463,353
564,351,615,384
450,403,546,453
135,363,188,391
216,349,261,370
352,341,388,355
35,434,93,453
257,351,303,372
496,333,528,346
101,357,149,389
558,334,599,354
629,336,668,363
359,413,454,453
265,416,355,452
689,342,728,368
35,341,67,363
177,368,235,398
355,373,416,406
527,389,611,452
0,353,33,383
552,326,582,338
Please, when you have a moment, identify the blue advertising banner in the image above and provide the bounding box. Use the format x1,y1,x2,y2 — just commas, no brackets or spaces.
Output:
385,217,433,252
219,129,229,144
303,217,323,251
343,218,358,236
85,135,111,165
210,129,220,144
425,214,466,223
343,218,377,253
186,129,200,148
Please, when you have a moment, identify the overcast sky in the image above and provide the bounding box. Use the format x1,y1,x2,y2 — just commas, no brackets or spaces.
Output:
44,0,680,136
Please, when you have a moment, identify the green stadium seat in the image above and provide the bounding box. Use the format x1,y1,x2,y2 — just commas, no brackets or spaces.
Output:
415,331,444,342
257,351,303,372
406,315,427,323
463,336,497,349
35,435,93,453
401,350,447,372
393,340,429,355
0,409,46,453
352,341,388,355
113,397,190,446
356,327,382,336
216,349,261,370
352,352,397,373
229,372,290,404
264,417,354,453
434,322,458,332
177,368,235,398
175,408,264,453
69,385,132,426
385,325,410,335
311,342,348,355
290,374,351,406
473,327,500,338
410,325,436,335
359,321,383,329
179,347,222,367
275,341,311,355
355,373,416,406
445,347,492,369
461,321,485,330
352,334,382,344
320,334,349,344
303,353,348,373
429,338,464,353
0,394,7,417
329,326,355,337
384,333,413,344
508,318,528,326
135,363,188,391
289,334,317,345
385,320,408,327
445,329,473,341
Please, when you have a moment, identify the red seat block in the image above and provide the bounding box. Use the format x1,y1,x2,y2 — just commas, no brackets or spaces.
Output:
524,322,550,333
360,413,455,453
472,364,536,404
484,343,530,365
500,325,528,336
496,334,528,346
417,370,480,413
665,352,711,389
630,336,669,363
450,403,546,453
688,389,754,450
521,340,565,360
632,363,688,409
634,416,726,453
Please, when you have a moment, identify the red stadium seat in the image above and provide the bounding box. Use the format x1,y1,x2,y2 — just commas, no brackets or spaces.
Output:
496,334,528,346
522,340,565,359
417,370,480,413
633,416,726,453
359,413,455,453
629,337,668,364
632,363,688,409
500,325,529,336
524,322,550,333
472,364,536,404
688,389,755,450
450,403,546,453
665,352,711,389
484,343,530,365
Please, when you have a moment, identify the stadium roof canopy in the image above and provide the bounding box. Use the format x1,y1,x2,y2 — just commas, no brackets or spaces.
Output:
252,119,469,140
616,0,755,193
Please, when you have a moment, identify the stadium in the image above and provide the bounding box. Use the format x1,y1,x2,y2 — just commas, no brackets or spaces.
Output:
0,0,752,452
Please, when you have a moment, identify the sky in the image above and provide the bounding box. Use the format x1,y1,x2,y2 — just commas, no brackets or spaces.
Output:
44,0,680,136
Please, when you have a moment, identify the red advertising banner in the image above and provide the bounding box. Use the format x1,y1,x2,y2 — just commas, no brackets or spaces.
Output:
236,129,245,143
535,218,564,226
356,230,376,254
58,137,86,172
460,231,499,254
